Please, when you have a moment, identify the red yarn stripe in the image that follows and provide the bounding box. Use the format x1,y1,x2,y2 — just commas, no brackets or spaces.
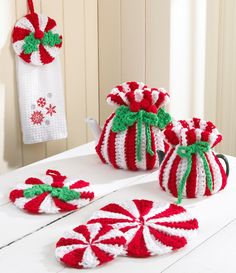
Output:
98,237,126,246
125,124,138,171
127,81,140,91
147,203,185,221
20,51,31,63
24,192,48,213
26,13,40,32
119,225,138,233
44,17,57,32
80,191,94,201
88,217,133,225
91,245,113,264
95,113,115,163
56,238,87,247
107,94,127,106
186,129,196,145
212,135,222,148
204,153,214,196
164,130,179,145
155,92,166,109
133,199,153,217
168,156,181,198
25,177,44,185
214,153,227,190
92,225,112,243
53,197,77,212
70,180,90,189
107,130,119,169
186,154,197,198
101,203,136,220
12,27,31,42
156,219,199,230
74,225,91,242
61,248,86,269
126,226,149,257
39,43,54,64
146,127,156,170
148,226,187,250
193,118,201,129
9,189,24,202
159,148,175,190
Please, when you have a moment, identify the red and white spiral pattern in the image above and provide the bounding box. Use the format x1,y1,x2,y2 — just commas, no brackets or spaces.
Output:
12,13,62,65
159,119,227,198
88,199,198,257
9,170,94,214
55,223,126,268
107,81,170,111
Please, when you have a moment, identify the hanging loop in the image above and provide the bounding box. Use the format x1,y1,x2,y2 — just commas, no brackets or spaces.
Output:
28,0,35,14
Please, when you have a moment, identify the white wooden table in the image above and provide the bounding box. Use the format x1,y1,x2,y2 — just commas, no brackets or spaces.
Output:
0,142,235,273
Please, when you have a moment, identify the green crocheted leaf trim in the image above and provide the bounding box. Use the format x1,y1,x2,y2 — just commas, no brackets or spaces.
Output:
23,31,62,54
24,184,80,202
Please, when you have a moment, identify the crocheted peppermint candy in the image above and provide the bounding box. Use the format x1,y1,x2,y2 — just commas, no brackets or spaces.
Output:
88,199,198,258
96,81,171,171
55,223,126,269
9,170,94,214
159,118,229,203
12,12,62,65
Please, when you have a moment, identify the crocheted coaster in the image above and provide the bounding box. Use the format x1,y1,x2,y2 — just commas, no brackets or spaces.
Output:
55,223,126,269
9,170,94,214
12,12,62,65
88,199,198,258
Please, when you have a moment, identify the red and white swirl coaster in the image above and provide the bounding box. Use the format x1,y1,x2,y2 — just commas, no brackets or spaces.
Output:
55,223,126,269
88,199,199,257
9,170,94,214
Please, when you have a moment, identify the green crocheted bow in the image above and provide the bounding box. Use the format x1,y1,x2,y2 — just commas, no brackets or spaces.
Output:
23,31,62,54
176,141,213,204
112,105,171,161
24,184,80,202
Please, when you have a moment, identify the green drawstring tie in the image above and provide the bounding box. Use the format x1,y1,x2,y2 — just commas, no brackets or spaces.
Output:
177,141,213,204
112,106,171,161
24,184,80,202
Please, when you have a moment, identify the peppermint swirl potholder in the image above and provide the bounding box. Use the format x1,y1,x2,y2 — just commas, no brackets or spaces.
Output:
55,223,126,269
88,199,198,257
9,170,94,214
12,12,62,65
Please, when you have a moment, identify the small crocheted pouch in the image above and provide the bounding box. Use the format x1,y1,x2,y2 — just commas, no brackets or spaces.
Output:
96,81,171,171
9,169,94,214
88,199,198,258
159,118,229,203
55,223,126,268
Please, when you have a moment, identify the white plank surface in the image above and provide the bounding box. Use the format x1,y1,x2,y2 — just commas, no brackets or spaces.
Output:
0,142,235,272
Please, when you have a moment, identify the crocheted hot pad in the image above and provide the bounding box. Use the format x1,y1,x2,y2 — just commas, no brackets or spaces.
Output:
55,223,126,269
9,170,94,214
88,199,199,257
12,12,62,65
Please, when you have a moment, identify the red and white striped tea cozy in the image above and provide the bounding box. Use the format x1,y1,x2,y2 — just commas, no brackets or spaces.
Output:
55,223,126,268
12,12,62,65
9,170,94,214
159,118,228,203
88,199,198,258
96,81,171,171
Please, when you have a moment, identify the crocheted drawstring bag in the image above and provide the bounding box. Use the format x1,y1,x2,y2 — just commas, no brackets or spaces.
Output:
96,81,171,171
159,118,229,203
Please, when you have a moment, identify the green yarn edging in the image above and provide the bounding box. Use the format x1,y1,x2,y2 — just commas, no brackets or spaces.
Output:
176,141,213,204
112,105,171,161
24,184,80,202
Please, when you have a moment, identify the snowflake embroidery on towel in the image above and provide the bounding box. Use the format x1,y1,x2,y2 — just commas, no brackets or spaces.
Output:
37,97,46,108
30,111,44,125
46,104,56,116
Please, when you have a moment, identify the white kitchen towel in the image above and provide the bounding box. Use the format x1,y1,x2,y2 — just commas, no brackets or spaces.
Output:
16,56,67,144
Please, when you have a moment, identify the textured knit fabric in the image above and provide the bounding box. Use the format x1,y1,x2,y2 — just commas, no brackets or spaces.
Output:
96,81,171,171
12,13,62,66
55,223,126,268
88,199,198,258
9,170,94,214
159,118,227,202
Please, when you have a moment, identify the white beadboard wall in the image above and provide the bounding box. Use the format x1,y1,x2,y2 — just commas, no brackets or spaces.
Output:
0,0,235,174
